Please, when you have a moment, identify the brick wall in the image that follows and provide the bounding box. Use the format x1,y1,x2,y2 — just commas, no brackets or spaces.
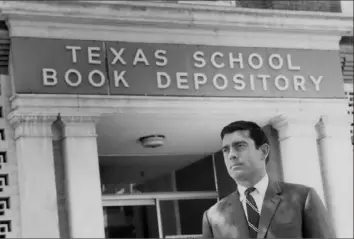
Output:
341,36,354,144
236,0,342,12
0,75,20,238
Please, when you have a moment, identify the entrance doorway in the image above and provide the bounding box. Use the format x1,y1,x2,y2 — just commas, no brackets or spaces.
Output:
104,205,157,238
103,191,218,238
97,110,283,238
100,153,220,238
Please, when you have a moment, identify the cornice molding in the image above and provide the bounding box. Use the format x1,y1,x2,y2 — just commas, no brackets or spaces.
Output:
9,94,349,119
316,114,353,139
8,94,351,140
8,113,58,128
7,112,58,139
7,107,101,139
0,1,352,49
59,115,98,138
59,115,100,125
271,110,353,140
270,114,321,140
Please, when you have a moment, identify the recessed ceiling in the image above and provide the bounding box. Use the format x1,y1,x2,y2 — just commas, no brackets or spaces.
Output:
95,99,270,185
96,112,226,157
99,154,205,185
96,108,269,168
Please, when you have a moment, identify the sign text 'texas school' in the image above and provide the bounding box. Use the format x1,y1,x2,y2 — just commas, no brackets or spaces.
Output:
10,38,344,98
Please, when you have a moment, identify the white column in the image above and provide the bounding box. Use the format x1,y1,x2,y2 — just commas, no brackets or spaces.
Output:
316,114,353,238
60,115,105,238
341,0,353,15
9,114,60,237
271,114,325,203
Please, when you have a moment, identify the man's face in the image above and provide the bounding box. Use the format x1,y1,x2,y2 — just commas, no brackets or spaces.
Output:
221,130,267,183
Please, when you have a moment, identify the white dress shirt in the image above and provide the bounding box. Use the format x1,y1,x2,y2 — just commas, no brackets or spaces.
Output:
237,174,269,220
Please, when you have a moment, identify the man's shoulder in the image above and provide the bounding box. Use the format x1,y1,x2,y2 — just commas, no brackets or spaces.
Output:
276,181,315,200
204,181,315,213
205,191,237,215
278,181,312,193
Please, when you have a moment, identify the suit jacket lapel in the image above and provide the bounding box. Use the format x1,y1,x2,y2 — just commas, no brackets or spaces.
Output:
257,180,282,238
226,190,250,237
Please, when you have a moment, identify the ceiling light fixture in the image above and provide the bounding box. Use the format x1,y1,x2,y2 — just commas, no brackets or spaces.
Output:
138,134,166,148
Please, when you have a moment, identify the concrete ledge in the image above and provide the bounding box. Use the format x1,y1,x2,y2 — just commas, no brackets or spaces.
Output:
0,1,352,36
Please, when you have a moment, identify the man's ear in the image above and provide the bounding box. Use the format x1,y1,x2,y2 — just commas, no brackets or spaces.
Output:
260,143,270,161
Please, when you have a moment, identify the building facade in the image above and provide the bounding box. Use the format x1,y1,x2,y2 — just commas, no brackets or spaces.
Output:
0,1,352,238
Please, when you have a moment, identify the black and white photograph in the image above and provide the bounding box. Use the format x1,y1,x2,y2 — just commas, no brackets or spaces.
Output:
0,0,352,238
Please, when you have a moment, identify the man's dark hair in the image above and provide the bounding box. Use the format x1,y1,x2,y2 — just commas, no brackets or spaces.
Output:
220,120,270,163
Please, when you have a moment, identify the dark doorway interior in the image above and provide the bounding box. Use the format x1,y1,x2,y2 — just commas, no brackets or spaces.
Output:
105,205,158,238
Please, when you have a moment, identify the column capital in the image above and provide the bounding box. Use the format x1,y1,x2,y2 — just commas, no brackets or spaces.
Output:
8,112,58,139
59,114,100,138
316,114,352,139
59,115,100,125
270,114,320,141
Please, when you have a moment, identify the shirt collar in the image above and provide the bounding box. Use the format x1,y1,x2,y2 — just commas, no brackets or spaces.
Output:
237,174,269,201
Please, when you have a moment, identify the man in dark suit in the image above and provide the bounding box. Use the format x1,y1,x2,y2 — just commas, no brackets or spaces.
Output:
202,121,334,238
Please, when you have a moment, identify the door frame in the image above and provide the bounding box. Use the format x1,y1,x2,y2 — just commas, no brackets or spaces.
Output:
102,191,218,238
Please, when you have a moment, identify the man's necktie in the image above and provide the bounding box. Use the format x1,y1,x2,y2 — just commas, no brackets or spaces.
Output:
245,187,260,238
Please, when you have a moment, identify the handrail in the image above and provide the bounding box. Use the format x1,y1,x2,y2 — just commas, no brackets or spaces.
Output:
102,191,218,202
102,198,155,207
165,234,202,239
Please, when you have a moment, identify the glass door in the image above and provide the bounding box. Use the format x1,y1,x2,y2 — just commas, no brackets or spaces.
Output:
103,196,158,238
103,191,217,238
158,197,217,238
104,205,158,238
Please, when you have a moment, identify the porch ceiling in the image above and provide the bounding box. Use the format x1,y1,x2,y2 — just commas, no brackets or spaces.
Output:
96,108,269,169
